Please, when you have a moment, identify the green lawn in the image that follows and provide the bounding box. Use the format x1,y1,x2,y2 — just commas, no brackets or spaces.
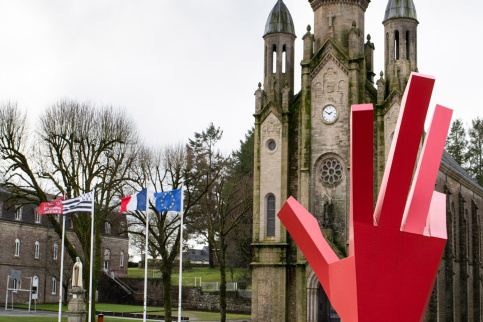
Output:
128,267,249,286
0,318,141,322
17,303,164,313
12,303,251,321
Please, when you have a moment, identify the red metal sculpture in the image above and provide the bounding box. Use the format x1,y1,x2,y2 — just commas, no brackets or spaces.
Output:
278,73,453,321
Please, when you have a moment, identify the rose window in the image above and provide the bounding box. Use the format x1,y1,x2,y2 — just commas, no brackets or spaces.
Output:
321,158,343,186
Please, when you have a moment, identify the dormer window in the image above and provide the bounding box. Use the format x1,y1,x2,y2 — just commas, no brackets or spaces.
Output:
35,208,41,224
15,208,22,221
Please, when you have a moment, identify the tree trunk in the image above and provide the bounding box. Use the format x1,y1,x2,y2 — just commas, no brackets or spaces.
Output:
219,239,227,322
162,265,173,322
208,235,215,268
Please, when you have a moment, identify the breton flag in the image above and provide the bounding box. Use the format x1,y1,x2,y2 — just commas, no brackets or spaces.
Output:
154,188,182,212
120,189,148,213
62,192,94,214
38,196,64,215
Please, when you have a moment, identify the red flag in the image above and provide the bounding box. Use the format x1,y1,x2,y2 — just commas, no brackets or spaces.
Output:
38,196,64,215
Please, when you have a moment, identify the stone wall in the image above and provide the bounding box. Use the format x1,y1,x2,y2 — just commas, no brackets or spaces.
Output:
100,277,251,314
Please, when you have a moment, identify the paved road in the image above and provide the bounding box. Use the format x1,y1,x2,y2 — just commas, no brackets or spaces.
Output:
0,308,63,317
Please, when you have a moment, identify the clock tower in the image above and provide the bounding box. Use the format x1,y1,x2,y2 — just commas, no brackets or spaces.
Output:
251,0,422,321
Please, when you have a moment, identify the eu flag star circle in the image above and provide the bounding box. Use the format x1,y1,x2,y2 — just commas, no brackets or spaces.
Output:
160,192,176,210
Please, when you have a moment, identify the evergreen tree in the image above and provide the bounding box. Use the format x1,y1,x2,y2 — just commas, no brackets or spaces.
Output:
468,117,483,186
187,123,225,268
445,118,468,166
227,128,254,267
230,127,254,177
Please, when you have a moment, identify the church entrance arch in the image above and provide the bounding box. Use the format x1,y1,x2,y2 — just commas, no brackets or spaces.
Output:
306,270,341,322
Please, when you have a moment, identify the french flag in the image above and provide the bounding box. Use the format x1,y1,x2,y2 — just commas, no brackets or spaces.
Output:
120,189,148,213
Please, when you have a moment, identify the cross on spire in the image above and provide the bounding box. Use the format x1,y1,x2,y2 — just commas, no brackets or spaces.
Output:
327,13,335,28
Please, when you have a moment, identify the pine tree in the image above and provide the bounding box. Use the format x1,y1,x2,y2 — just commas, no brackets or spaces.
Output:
468,117,483,186
445,118,468,166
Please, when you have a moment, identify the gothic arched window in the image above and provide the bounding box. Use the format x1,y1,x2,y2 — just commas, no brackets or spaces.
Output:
405,31,410,60
394,30,400,60
267,194,276,237
282,45,287,73
272,45,277,74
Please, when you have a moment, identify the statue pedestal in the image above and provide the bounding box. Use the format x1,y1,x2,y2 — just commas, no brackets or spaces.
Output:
68,288,86,322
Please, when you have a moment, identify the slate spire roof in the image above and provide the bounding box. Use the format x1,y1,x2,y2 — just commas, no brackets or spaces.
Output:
383,0,418,23
263,0,296,37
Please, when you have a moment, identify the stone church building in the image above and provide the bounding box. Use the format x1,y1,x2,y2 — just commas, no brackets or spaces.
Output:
251,0,483,321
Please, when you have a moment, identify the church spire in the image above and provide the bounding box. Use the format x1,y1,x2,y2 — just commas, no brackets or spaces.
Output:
383,0,418,92
264,0,296,37
262,0,296,104
383,0,418,23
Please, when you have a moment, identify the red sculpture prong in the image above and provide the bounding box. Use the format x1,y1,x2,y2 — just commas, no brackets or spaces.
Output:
278,72,452,321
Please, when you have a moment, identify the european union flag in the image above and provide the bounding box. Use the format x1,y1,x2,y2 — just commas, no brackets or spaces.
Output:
154,188,182,212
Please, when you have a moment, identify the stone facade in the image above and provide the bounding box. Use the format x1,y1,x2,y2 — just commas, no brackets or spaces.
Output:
0,189,129,304
251,0,483,321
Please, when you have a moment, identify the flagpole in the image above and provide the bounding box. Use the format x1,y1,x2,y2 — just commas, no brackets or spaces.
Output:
143,193,150,322
178,186,184,322
58,215,66,322
88,191,95,322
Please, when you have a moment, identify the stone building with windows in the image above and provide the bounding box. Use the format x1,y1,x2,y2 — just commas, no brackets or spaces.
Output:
251,0,483,321
0,187,129,304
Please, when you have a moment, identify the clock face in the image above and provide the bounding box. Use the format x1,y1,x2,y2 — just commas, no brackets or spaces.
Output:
322,105,338,123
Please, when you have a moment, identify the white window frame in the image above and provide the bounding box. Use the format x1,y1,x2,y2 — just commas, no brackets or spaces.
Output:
266,194,276,237
52,278,57,295
120,250,125,267
13,279,18,292
105,222,111,234
104,249,111,271
15,207,22,221
35,208,41,224
35,241,40,259
53,243,58,260
15,239,20,257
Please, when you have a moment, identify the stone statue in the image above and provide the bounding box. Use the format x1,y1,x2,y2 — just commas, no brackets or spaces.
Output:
72,257,83,289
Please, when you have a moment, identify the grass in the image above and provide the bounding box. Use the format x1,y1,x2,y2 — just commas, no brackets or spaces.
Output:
128,267,249,287
0,318,142,322
17,303,165,313
0,318,144,322
12,303,251,321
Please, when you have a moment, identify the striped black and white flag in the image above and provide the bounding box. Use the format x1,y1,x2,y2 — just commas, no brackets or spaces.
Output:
62,192,93,214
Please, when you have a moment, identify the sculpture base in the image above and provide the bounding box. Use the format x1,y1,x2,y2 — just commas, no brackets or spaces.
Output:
68,288,86,322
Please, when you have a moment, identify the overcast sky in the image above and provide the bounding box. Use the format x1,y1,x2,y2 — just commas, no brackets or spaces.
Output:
0,0,481,155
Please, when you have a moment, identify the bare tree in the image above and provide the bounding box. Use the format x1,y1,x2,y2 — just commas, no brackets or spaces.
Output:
0,100,140,319
125,143,215,322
